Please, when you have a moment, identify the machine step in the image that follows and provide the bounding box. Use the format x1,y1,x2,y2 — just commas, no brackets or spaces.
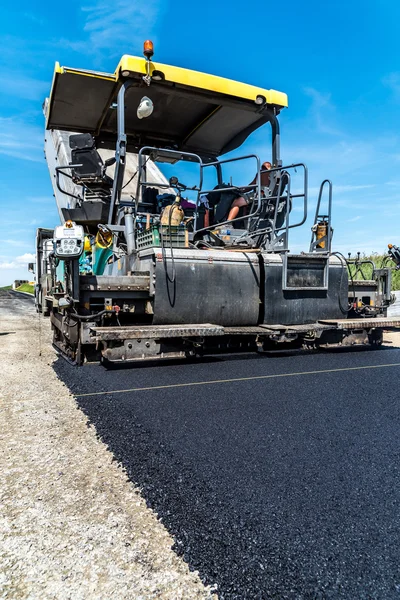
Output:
91,323,224,341
92,317,400,343
318,317,400,329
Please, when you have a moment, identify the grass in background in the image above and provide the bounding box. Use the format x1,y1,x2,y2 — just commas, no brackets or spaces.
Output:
2,255,398,295
348,254,400,290
16,283,34,294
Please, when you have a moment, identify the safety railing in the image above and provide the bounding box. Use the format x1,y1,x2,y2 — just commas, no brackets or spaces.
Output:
309,179,333,253
258,163,308,252
134,148,309,252
232,163,307,252
55,165,84,203
55,164,112,206
136,147,204,203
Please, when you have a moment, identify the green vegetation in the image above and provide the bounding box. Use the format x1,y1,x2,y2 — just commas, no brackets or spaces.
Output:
348,254,400,290
16,283,35,294
2,256,398,297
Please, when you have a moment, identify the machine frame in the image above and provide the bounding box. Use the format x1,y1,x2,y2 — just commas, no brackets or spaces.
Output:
36,44,400,364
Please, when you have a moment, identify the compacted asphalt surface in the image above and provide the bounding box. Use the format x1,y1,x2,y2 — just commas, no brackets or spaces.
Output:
55,347,400,599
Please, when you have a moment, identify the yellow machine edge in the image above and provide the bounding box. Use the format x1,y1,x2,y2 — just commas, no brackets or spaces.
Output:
116,55,288,107
46,54,288,123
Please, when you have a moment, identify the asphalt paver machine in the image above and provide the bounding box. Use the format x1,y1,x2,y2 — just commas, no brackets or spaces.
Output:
36,41,400,364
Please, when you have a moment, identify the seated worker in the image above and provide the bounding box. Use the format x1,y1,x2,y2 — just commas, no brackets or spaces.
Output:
227,161,272,221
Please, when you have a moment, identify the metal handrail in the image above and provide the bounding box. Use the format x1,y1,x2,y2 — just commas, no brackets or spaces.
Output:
124,147,309,251
268,163,308,231
136,146,204,205
243,163,308,252
55,165,84,202
309,179,332,253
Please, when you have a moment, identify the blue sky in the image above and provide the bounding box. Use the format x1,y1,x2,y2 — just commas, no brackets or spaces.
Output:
1,0,399,285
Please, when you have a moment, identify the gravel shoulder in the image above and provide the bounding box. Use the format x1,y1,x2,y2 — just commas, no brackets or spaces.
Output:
0,290,215,600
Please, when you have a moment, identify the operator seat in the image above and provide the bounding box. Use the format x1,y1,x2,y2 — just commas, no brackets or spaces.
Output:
207,185,242,226
61,133,114,226
69,133,114,194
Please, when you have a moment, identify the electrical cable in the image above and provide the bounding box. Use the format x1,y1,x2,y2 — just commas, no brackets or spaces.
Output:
69,308,113,321
330,251,356,315
160,195,177,283
383,255,395,268
121,155,151,190
121,170,137,191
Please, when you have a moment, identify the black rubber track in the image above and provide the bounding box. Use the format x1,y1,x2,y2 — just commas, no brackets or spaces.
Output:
54,348,400,599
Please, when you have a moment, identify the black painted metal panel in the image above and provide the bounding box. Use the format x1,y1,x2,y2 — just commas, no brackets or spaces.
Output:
262,255,348,325
153,252,260,326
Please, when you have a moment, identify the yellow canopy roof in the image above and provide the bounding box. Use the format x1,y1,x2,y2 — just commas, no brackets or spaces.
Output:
46,55,288,159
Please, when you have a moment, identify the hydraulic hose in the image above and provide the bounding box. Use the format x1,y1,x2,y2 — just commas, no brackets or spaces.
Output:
330,251,357,315
160,197,178,283
69,309,113,321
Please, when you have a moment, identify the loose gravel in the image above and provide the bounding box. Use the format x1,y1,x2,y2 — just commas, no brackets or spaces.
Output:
0,290,216,600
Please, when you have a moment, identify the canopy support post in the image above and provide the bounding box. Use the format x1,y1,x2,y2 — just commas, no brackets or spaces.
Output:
271,111,282,167
108,80,132,224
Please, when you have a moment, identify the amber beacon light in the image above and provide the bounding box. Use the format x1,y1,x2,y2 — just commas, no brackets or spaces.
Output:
143,40,154,59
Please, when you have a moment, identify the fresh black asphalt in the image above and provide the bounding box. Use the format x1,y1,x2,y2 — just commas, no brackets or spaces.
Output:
54,348,400,599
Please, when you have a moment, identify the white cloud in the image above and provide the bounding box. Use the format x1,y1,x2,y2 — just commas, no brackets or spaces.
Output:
304,87,333,110
27,196,52,204
63,0,164,57
283,136,390,183
334,184,375,193
0,73,48,102
0,239,30,248
15,253,35,264
346,216,362,222
0,218,28,227
0,35,57,67
386,180,400,187
308,184,375,195
0,253,35,271
22,12,45,25
303,87,344,137
0,261,17,270
0,117,43,163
